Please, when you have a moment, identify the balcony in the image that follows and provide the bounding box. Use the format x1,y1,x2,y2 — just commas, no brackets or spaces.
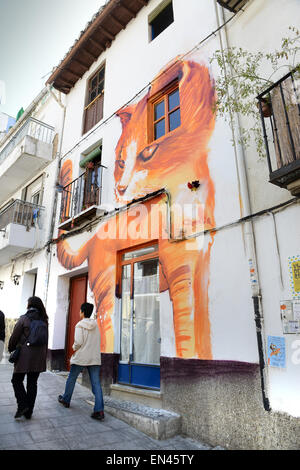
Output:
257,69,300,196
0,200,45,266
0,117,55,204
58,163,106,231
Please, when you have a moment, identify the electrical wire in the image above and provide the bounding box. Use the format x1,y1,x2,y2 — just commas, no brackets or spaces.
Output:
47,188,299,247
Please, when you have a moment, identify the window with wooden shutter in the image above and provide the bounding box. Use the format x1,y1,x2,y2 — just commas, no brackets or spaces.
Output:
83,65,105,134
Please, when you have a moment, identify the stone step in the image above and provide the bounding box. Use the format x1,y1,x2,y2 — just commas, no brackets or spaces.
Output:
53,370,83,385
110,383,163,409
87,396,182,440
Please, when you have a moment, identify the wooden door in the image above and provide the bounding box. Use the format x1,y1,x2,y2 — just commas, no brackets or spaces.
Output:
66,275,88,369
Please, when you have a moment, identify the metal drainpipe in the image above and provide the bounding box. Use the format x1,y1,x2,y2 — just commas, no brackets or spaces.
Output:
43,88,66,307
213,1,271,411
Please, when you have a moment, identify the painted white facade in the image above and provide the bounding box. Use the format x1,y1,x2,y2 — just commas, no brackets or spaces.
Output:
1,0,299,447
41,0,300,420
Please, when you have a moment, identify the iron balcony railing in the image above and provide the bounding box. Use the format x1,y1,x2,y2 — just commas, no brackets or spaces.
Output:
60,164,104,223
0,199,45,231
257,68,300,189
0,117,55,165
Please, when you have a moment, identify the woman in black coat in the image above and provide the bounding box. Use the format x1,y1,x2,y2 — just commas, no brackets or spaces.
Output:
8,296,48,419
0,310,5,362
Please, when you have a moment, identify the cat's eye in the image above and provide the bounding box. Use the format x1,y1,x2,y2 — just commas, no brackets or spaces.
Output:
116,159,125,169
138,144,158,162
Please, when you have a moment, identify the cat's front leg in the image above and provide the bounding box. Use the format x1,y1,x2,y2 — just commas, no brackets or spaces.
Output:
159,239,198,358
159,237,213,359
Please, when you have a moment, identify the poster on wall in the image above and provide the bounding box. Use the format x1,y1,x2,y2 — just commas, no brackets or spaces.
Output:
289,256,300,298
280,300,300,334
267,336,286,368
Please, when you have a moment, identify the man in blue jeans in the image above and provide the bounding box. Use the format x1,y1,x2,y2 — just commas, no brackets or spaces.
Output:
58,302,104,420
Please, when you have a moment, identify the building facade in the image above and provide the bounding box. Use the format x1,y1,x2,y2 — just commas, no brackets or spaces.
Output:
0,88,65,324
2,0,300,449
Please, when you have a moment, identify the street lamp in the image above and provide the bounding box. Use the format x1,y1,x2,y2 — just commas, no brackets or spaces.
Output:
13,275,21,286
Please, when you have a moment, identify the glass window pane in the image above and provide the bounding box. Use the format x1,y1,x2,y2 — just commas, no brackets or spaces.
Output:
168,88,180,111
169,108,181,131
120,265,131,362
155,119,165,140
150,2,174,40
91,77,97,89
98,83,104,95
32,192,40,205
122,244,158,260
154,100,165,121
90,90,96,102
98,68,105,81
133,259,160,364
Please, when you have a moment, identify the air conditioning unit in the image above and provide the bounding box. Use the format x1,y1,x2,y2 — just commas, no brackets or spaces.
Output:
96,205,109,218
217,0,249,13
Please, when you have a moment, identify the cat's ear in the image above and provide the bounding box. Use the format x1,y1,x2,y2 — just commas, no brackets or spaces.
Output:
117,106,134,128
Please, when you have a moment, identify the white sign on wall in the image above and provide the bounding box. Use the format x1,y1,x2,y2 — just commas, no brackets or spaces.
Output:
280,300,300,334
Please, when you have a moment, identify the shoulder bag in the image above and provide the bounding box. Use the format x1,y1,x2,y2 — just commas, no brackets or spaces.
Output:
9,345,21,364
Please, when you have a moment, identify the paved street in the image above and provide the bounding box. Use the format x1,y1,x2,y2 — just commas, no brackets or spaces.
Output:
0,354,220,451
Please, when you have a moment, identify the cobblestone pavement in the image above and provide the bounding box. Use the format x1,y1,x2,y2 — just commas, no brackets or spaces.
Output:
0,356,222,451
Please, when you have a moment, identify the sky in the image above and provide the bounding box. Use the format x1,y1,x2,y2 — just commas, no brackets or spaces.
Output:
0,0,106,118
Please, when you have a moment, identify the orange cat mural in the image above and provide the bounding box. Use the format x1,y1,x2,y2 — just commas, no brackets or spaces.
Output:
57,58,216,359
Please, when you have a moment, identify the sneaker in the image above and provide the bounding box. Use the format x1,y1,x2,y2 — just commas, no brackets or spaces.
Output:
14,407,30,419
58,395,70,408
91,411,104,420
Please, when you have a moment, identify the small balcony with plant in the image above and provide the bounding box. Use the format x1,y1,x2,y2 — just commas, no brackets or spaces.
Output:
257,68,300,195
210,26,299,196
58,162,106,231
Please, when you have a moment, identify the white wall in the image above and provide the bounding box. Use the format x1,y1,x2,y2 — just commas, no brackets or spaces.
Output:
47,0,300,417
253,204,300,416
223,0,300,416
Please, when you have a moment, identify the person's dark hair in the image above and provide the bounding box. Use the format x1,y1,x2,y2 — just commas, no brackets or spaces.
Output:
27,296,48,324
81,302,94,318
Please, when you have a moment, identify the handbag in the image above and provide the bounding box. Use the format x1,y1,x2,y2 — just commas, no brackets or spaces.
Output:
9,345,21,364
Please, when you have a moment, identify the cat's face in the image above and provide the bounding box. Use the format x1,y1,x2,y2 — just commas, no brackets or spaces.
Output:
114,96,157,202
114,59,216,229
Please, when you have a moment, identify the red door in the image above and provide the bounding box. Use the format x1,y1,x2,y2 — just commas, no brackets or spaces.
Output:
66,275,88,369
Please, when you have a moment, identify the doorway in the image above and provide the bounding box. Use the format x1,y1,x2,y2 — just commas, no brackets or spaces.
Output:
118,244,160,389
66,274,88,369
20,270,38,315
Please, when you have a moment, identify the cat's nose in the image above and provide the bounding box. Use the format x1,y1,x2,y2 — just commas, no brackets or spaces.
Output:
117,184,128,196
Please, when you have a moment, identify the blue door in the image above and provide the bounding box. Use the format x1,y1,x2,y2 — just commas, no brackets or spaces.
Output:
118,245,160,389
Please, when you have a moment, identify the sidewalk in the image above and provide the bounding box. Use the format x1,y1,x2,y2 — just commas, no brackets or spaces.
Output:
0,355,220,451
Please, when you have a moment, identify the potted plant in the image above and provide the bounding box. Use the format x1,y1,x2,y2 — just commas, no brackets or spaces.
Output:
256,96,272,118
210,26,300,159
